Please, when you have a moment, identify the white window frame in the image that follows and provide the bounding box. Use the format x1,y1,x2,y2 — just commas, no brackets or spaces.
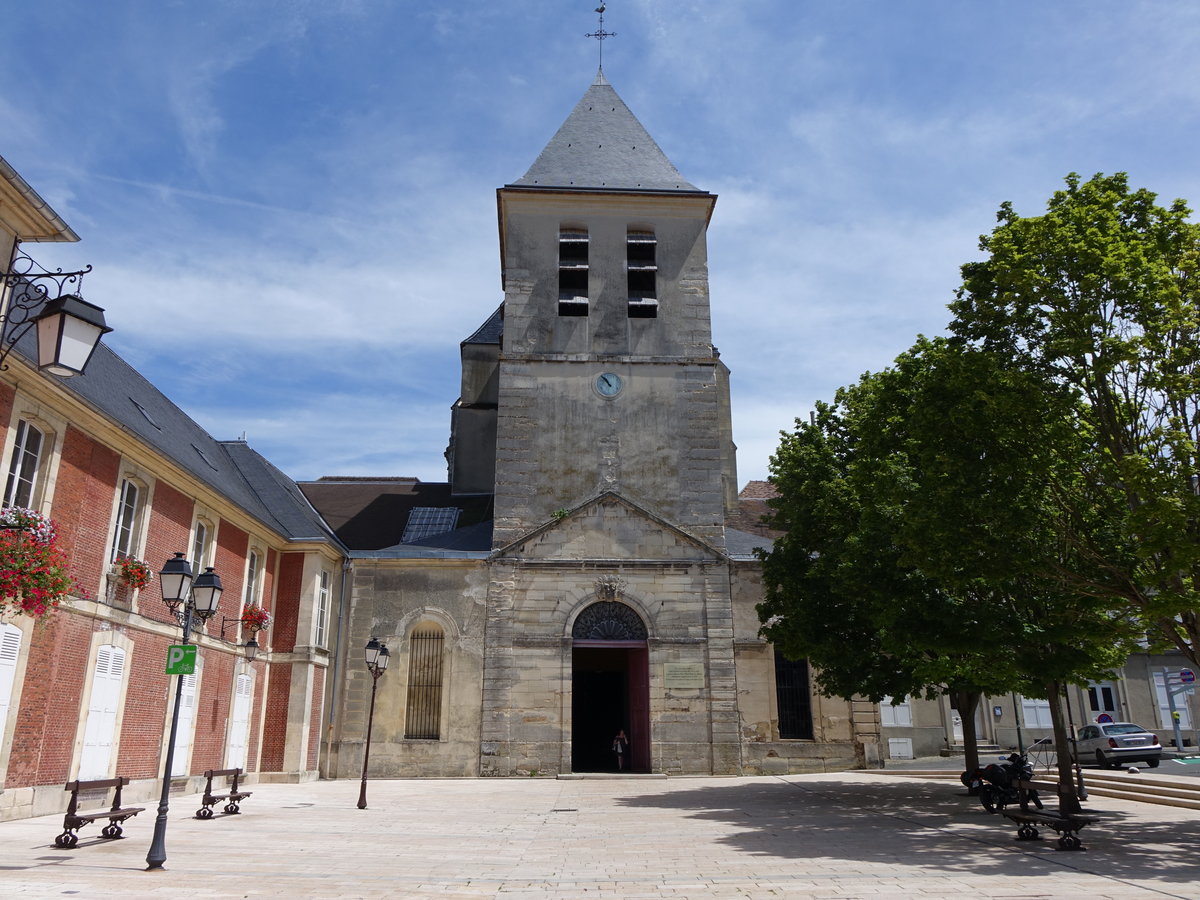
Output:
315,570,330,648
110,478,143,561
244,549,262,608
1087,681,1119,718
191,518,213,570
3,418,46,509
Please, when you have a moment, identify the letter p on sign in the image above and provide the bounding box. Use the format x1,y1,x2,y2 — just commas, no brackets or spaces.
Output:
165,644,197,675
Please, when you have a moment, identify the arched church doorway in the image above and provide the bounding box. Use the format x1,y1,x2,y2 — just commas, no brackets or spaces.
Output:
570,601,650,773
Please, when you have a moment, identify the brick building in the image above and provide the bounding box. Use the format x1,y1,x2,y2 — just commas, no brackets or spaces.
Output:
0,157,343,821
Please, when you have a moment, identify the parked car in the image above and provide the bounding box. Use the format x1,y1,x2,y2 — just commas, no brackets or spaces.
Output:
1074,722,1161,768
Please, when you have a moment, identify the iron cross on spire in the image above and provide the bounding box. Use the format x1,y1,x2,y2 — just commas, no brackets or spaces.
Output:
586,4,616,69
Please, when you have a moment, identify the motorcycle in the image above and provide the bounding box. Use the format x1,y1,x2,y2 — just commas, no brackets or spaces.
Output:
977,752,1043,814
959,765,985,796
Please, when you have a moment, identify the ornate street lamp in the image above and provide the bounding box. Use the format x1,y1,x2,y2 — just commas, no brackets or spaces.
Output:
146,553,223,871
0,248,111,376
357,636,390,810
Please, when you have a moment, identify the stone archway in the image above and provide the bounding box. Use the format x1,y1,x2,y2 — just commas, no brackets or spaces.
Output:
570,601,650,773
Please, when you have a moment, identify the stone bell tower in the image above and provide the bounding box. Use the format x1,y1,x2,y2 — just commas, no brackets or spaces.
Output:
489,70,738,548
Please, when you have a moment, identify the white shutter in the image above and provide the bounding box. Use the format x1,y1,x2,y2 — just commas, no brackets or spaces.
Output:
79,645,126,779
171,674,198,776
224,674,253,769
1020,696,1054,729
0,625,22,742
880,695,913,727
1154,672,1194,729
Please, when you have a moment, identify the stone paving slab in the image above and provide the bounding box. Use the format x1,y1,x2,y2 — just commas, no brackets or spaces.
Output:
1,772,1198,898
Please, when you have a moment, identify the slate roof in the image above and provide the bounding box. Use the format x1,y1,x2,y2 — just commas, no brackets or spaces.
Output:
298,477,493,552
510,70,703,193
12,332,338,546
724,526,773,561
355,518,494,559
463,305,503,346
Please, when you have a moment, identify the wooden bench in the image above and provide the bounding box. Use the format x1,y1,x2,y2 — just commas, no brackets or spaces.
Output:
54,777,144,849
1002,779,1097,851
195,768,252,818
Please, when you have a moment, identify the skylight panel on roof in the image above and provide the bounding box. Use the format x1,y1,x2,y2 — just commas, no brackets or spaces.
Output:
192,443,220,472
402,507,461,543
130,398,161,429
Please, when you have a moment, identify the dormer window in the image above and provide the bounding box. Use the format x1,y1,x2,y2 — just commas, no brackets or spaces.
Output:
558,229,589,316
627,231,658,318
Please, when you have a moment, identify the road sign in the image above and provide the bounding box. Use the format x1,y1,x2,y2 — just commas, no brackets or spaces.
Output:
165,644,196,675
1097,713,1114,724
1181,668,1196,684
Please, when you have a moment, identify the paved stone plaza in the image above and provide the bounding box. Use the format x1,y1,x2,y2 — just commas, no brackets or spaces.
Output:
2,772,1198,898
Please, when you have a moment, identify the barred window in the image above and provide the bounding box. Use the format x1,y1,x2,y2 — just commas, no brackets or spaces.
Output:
404,626,444,740
774,649,813,740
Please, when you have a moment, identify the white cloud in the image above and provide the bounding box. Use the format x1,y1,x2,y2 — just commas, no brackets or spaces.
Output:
5,0,1199,493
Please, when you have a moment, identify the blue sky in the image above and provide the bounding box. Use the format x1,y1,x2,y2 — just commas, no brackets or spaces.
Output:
4,1,1198,486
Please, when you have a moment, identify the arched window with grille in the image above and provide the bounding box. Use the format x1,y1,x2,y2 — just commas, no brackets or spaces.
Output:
404,625,444,740
773,649,814,740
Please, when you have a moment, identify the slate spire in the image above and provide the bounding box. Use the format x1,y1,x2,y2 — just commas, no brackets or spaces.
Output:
511,70,700,193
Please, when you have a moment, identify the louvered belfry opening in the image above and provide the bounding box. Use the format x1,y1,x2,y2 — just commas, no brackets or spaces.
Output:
404,626,444,740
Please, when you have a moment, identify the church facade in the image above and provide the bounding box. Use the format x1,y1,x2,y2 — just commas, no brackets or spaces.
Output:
307,73,881,779
0,72,880,827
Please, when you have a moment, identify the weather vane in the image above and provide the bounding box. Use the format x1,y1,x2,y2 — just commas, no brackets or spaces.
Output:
586,4,616,69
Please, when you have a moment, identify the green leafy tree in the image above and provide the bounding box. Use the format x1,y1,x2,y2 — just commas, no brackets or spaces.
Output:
759,347,1024,775
872,338,1139,810
952,172,1200,665
759,337,1141,803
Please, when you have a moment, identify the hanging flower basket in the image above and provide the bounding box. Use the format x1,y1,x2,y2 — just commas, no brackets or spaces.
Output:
240,604,271,633
0,507,79,623
115,556,153,590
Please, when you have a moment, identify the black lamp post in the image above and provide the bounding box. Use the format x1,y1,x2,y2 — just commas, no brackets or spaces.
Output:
146,553,223,871
356,636,390,810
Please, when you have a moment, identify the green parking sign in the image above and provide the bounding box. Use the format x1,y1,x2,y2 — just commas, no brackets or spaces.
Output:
165,644,196,675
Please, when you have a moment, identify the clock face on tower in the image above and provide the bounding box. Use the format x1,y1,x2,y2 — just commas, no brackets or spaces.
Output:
595,372,623,398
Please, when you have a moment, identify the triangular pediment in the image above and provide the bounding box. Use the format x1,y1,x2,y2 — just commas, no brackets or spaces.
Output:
493,492,723,562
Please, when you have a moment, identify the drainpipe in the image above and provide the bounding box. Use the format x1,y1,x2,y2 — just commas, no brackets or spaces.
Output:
323,557,352,775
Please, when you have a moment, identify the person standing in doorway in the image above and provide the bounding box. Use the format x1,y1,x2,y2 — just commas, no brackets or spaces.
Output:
612,729,629,771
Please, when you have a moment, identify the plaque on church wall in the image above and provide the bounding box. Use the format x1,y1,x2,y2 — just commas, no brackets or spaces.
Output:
663,662,705,690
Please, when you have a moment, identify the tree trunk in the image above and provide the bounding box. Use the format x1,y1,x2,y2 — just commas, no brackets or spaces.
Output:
954,689,983,774
1047,680,1083,815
